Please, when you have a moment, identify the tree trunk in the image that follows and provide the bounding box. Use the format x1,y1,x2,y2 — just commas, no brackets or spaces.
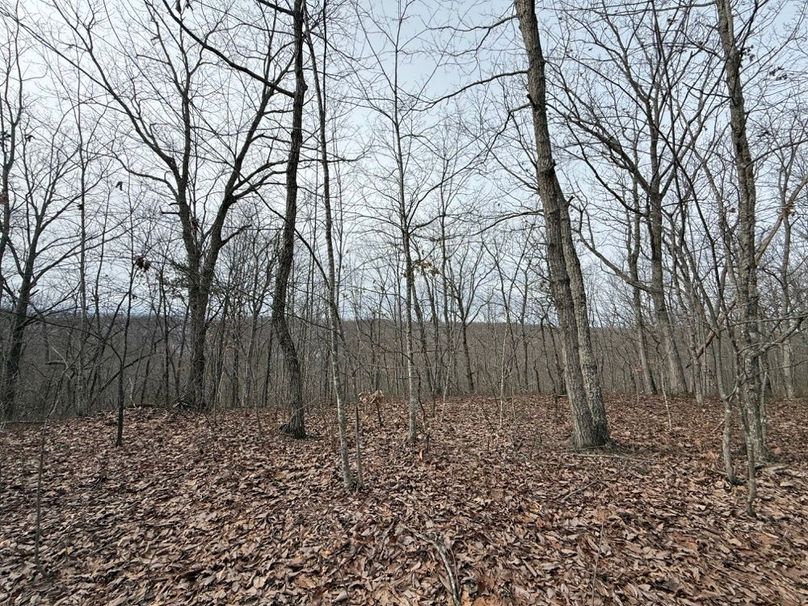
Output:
647,85,687,395
185,282,209,409
272,0,306,439
0,270,33,420
782,339,795,400
306,3,356,487
562,213,609,440
412,282,435,397
402,232,420,443
715,0,767,489
116,267,135,447
628,210,656,394
459,307,475,393
515,0,609,448
781,210,795,399
647,192,687,394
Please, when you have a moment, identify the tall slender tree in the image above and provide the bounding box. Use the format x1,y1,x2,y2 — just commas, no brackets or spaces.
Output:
272,0,307,437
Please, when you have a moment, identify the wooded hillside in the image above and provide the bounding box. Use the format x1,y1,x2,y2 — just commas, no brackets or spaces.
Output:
1,0,806,602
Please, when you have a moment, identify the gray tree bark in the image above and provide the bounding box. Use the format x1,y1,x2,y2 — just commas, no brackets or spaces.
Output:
306,1,356,486
515,0,609,448
272,0,306,438
715,0,766,513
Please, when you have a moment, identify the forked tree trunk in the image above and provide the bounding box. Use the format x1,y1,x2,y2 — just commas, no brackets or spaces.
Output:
515,0,609,448
561,212,609,441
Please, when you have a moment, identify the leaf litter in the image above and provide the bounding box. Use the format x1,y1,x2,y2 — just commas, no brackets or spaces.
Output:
1,395,806,605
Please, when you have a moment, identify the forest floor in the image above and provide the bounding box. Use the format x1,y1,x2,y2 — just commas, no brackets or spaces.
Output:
1,394,806,605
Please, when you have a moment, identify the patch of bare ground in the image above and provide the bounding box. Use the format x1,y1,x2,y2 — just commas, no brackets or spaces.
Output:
1,395,806,605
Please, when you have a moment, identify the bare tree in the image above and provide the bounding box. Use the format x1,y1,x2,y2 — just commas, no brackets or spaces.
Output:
42,0,296,411
514,0,609,448
271,0,307,437
0,27,94,418
305,0,357,482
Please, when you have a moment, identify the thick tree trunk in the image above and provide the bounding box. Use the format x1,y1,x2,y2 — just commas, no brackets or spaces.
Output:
272,0,306,439
562,214,609,441
0,271,33,420
184,282,209,409
515,0,609,448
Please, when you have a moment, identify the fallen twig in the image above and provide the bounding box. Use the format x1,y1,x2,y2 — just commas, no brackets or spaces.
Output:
559,480,604,503
589,519,606,605
401,523,461,606
565,452,655,463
